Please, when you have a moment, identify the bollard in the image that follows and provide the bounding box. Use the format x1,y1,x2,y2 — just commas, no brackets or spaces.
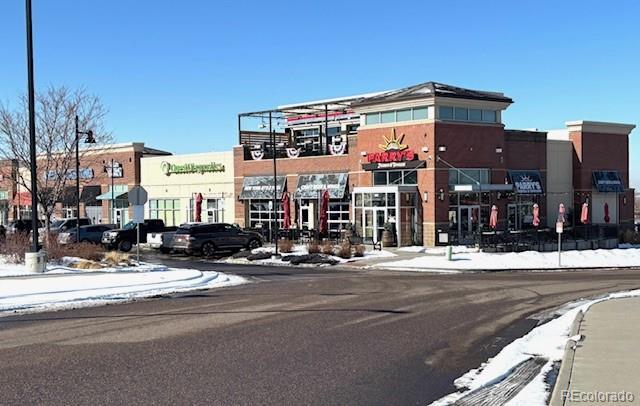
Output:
446,245,453,261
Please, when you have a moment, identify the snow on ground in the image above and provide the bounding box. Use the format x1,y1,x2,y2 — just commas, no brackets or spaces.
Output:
377,247,640,271
0,257,246,316
397,245,480,255
429,288,640,406
223,244,396,267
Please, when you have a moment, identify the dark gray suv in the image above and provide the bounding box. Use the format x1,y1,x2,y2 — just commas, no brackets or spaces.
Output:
171,223,263,256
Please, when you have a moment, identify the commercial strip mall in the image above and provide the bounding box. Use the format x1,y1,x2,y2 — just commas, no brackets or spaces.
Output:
0,81,635,246
235,82,636,246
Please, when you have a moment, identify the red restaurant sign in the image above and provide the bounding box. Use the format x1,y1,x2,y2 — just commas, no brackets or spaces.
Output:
367,150,415,163
367,129,416,163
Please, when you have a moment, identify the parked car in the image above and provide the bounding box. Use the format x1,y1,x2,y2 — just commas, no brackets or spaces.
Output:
172,223,263,256
41,218,92,235
58,224,115,245
7,219,43,234
101,219,167,252
147,226,179,254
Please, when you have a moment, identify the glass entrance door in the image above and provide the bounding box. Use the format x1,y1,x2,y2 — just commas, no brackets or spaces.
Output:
363,208,386,243
459,205,480,244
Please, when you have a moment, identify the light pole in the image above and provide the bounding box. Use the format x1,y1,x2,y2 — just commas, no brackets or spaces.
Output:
75,115,95,241
25,0,39,252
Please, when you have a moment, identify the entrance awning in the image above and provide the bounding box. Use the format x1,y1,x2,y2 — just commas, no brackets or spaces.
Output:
80,185,102,206
295,173,348,199
593,171,623,193
508,170,544,194
239,176,286,200
96,185,129,200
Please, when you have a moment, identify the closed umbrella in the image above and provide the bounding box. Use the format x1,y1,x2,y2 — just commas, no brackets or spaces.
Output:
604,202,610,223
532,203,540,227
580,201,589,224
195,193,203,222
489,205,498,230
319,190,329,236
282,192,291,230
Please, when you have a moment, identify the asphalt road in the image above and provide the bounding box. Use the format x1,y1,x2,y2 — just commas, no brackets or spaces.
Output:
1,258,640,406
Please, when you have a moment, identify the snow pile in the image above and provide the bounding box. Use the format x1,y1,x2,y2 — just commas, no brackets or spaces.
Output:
0,259,246,315
377,247,640,271
430,289,640,406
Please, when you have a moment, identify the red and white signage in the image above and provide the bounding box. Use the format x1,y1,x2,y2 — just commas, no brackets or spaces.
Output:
366,129,416,164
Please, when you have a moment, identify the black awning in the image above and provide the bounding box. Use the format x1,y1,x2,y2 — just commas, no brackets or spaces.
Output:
59,187,77,206
508,170,544,194
593,171,624,193
240,176,286,200
295,173,348,199
80,185,102,206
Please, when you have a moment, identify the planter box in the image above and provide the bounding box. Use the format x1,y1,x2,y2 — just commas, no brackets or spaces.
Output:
590,240,600,250
576,240,591,250
543,243,556,252
562,241,577,251
598,239,619,249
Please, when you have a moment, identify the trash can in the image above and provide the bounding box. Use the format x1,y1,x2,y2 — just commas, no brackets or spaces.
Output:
25,250,47,273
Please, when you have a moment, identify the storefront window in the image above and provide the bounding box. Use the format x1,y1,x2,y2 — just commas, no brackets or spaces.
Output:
328,201,349,232
448,169,490,185
149,199,181,226
372,170,419,186
248,199,283,229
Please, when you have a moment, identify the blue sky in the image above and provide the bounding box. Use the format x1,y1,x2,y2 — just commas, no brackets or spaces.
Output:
1,0,638,187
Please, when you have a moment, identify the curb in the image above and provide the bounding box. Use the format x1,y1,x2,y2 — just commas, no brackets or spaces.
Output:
549,310,585,406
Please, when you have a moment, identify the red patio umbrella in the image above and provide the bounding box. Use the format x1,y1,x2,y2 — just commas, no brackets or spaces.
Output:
281,192,291,230
195,193,203,222
319,190,329,236
489,205,498,230
532,203,540,227
604,202,610,223
580,201,589,224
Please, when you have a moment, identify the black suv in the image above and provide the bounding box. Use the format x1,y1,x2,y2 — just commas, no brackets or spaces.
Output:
172,223,263,256
102,219,167,252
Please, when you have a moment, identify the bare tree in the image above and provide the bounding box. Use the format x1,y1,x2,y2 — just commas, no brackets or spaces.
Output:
0,86,113,229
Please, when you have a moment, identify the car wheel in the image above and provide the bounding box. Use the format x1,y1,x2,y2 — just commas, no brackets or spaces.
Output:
118,240,132,252
202,242,216,257
247,239,261,249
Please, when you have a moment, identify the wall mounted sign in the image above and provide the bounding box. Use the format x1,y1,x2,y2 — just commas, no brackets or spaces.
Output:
45,168,94,181
161,161,225,176
508,170,544,194
106,162,123,178
366,129,416,164
592,171,623,193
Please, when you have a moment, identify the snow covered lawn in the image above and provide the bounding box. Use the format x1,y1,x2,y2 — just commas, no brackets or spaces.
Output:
223,244,396,267
0,257,246,315
429,288,640,405
376,246,640,271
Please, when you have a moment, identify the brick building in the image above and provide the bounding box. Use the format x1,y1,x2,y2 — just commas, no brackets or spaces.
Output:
235,81,635,246
14,143,170,227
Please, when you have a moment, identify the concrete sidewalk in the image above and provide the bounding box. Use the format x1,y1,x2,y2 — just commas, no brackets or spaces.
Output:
552,297,640,405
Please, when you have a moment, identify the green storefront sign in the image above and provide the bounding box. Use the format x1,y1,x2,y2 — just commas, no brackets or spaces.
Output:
161,161,225,176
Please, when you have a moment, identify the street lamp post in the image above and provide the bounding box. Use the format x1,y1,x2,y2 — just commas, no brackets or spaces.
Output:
75,115,95,242
25,0,39,253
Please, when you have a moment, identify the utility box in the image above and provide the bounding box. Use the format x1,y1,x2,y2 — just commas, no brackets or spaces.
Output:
25,251,47,273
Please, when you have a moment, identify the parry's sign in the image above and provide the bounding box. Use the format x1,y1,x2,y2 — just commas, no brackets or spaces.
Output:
366,130,416,164
161,161,225,176
508,171,544,194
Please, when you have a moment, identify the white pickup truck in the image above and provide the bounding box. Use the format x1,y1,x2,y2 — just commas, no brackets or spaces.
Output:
147,227,178,254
